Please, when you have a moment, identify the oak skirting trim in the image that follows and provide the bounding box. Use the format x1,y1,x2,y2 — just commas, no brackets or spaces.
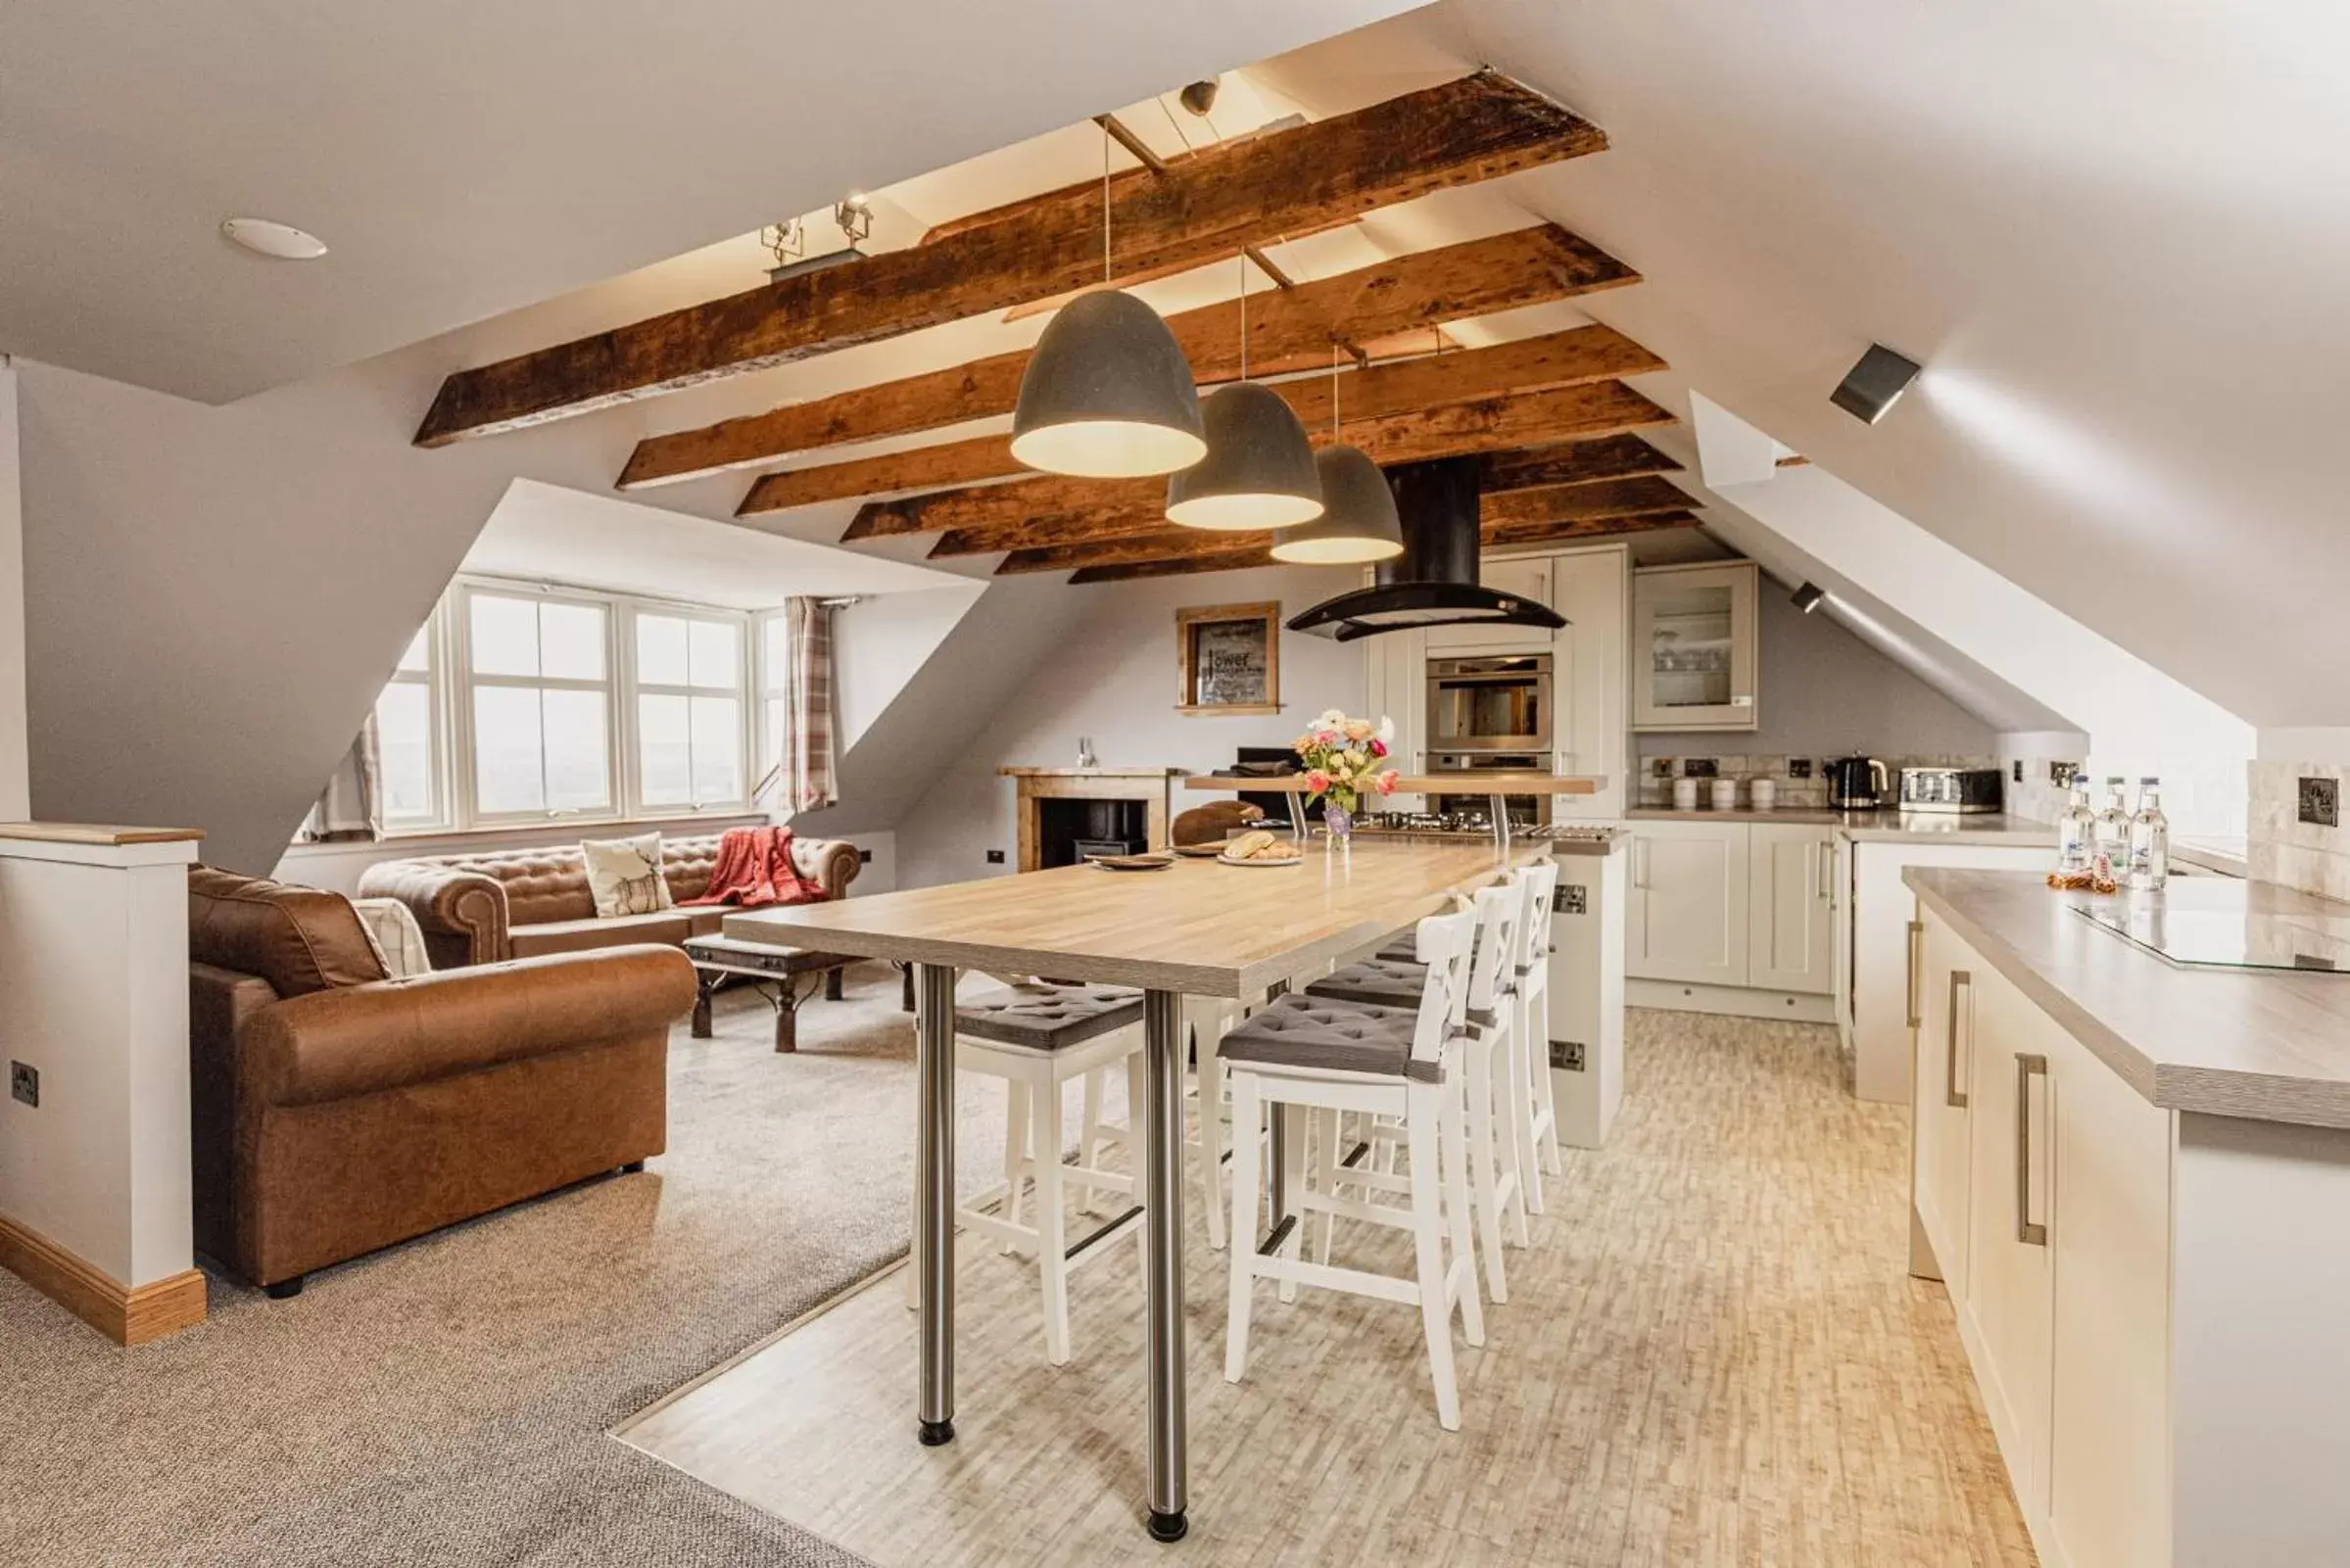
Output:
0,1212,206,1346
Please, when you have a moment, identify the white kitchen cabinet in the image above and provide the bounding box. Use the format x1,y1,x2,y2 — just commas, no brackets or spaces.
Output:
1360,626,1426,812
1747,824,1834,994
2046,1020,2173,1568
1546,546,1627,817
1632,560,1757,731
1845,838,2055,1104
1422,555,1554,652
1911,912,1976,1298
1962,964,2055,1526
1625,819,1750,986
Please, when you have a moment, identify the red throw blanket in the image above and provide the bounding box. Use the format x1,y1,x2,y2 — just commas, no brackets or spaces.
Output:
679,826,826,909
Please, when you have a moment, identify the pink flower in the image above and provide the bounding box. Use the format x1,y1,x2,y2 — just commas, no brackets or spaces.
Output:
1375,769,1400,795
1369,737,1388,759
1305,770,1331,794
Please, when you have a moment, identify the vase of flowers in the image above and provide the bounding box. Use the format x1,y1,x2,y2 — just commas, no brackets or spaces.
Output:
1294,708,1402,848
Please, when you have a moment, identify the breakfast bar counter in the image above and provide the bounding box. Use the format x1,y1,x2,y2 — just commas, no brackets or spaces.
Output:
724,838,1535,1542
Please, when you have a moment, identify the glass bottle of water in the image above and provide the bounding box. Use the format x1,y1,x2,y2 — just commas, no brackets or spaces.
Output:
2128,779,2170,891
2057,778,2094,873
2091,777,2131,883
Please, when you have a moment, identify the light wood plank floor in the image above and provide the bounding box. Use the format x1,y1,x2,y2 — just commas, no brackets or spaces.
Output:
616,1011,2034,1566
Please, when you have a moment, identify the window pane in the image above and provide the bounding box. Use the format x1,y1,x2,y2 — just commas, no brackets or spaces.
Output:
636,614,689,688
469,594,540,678
376,683,434,820
472,686,545,813
540,602,604,681
765,696,790,769
690,620,740,689
764,616,791,694
692,695,742,803
395,625,432,674
542,689,610,810
638,693,692,806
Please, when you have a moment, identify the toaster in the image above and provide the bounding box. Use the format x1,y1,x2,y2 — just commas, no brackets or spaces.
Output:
1898,766,2004,814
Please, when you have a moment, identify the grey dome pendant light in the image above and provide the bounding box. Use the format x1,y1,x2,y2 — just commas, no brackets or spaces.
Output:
1164,257,1324,531
1271,350,1404,564
1008,129,1206,479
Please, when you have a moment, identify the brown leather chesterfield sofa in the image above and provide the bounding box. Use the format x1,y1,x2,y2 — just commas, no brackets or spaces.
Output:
355,831,861,970
188,867,695,1298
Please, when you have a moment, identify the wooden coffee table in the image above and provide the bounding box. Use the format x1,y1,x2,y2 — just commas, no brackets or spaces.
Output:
682,933,853,1053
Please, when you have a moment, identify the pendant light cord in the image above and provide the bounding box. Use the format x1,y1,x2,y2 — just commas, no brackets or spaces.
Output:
1331,343,1341,433
1102,126,1112,285
1238,252,1249,380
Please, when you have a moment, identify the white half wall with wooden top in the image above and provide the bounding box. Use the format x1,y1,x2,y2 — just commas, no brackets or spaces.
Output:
0,824,208,1345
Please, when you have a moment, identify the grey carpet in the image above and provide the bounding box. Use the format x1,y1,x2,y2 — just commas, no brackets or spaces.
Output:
0,963,1051,1567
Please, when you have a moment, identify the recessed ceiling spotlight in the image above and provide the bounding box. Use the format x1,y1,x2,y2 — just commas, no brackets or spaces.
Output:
219,217,327,261
1830,343,1922,424
1792,581,1826,614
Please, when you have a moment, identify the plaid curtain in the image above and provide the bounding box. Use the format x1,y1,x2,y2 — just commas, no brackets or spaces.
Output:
299,711,383,842
782,597,838,813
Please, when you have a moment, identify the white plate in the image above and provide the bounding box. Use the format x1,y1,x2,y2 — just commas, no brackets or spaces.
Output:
1218,851,1303,868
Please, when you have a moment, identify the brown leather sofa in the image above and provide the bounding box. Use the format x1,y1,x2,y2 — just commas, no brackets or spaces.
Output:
356,831,861,970
188,867,695,1297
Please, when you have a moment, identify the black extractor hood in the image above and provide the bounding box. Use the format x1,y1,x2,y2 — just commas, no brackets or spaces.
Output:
1286,456,1568,642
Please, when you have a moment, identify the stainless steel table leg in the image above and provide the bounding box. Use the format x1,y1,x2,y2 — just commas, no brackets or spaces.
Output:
915,962,958,1447
1141,987,1189,1542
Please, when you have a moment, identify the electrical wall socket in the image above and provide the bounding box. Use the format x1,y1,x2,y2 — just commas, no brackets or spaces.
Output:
1554,883,1587,916
2300,777,2339,828
985,849,1006,865
1550,1039,1585,1072
10,1061,36,1108
857,847,873,864
2050,761,2083,787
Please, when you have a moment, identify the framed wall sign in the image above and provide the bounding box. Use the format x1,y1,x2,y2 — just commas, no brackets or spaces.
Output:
1175,601,1280,716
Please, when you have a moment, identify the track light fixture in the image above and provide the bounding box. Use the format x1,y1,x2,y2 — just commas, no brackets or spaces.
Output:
1830,343,1923,424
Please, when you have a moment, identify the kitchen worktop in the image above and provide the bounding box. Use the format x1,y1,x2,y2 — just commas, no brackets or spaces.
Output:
1905,868,2350,1129
1626,807,2058,844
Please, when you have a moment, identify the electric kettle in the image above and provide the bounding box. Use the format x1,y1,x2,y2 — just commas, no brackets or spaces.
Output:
1827,755,1889,810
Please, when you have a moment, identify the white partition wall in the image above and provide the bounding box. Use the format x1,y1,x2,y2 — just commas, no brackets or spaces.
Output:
0,826,205,1343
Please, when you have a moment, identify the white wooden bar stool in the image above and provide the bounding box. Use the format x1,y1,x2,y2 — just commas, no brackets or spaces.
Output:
1513,860,1563,1211
939,980,1151,1366
1220,901,1487,1430
1181,993,1246,1251
1306,878,1528,1304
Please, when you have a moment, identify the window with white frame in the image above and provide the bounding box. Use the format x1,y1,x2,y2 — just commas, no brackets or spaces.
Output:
338,577,762,839
634,610,746,811
462,588,615,821
759,610,793,783
373,619,444,830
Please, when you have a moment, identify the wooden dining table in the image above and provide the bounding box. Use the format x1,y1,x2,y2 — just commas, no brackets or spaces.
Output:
722,837,1532,1543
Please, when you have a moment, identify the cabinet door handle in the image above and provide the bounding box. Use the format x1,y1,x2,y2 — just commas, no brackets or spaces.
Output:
2015,1052,2048,1247
1815,840,1832,902
1944,970,1971,1109
1906,920,1925,1029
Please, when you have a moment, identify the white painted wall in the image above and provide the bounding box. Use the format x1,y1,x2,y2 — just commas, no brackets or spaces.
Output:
893,564,1363,888
0,364,27,820
833,586,986,754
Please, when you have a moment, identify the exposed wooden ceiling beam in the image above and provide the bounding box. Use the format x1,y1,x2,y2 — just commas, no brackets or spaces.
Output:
415,71,1606,446
1480,433,1680,490
930,472,1695,558
1059,510,1701,584
618,225,1638,491
833,381,1674,539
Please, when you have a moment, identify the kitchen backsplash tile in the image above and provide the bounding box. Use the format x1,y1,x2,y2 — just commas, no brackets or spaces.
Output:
1630,751,1995,810
2249,760,2350,903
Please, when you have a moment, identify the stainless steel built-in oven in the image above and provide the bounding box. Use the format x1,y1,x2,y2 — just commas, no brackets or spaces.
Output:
1425,654,1553,755
1426,750,1554,826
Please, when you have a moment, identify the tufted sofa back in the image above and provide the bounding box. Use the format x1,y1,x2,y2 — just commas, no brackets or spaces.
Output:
415,834,726,927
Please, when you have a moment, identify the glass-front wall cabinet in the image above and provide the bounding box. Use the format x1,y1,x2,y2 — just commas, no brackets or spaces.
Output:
1632,560,1758,731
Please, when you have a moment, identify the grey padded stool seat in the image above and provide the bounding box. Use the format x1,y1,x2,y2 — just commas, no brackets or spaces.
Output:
1218,992,1441,1083
956,981,1144,1048
1374,935,1420,964
1306,955,1427,1011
